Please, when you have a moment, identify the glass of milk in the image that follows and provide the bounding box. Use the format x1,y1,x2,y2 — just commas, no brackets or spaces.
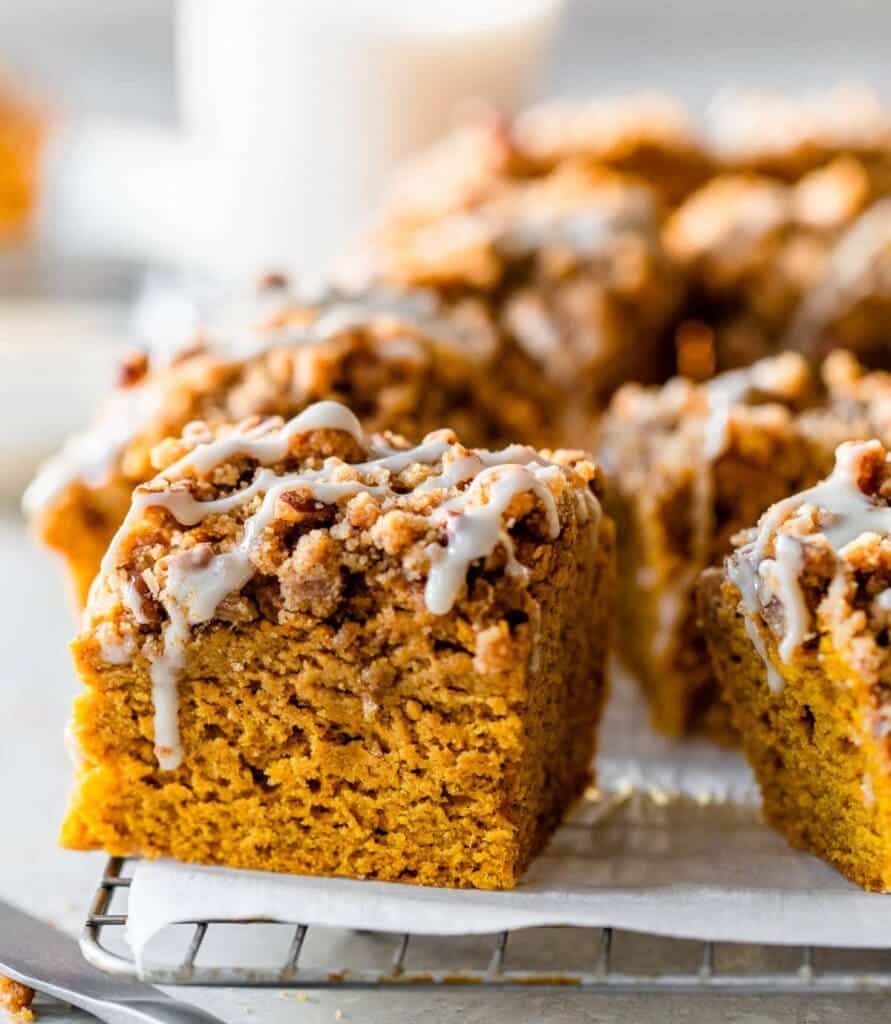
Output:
176,0,565,278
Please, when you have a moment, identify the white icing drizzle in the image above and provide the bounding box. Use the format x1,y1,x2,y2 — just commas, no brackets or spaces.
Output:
220,293,480,362
157,400,366,483
727,440,891,690
877,588,891,610
424,463,561,615
761,535,807,662
650,359,792,663
150,609,190,770
99,401,597,770
416,444,540,492
702,361,781,460
751,441,891,559
122,576,153,625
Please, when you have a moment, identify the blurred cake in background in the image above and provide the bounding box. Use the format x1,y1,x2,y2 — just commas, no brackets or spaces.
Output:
664,158,876,376
27,85,891,759
374,93,712,224
0,79,45,244
601,348,891,740
509,92,714,205
707,83,891,186
667,85,891,378
362,133,686,438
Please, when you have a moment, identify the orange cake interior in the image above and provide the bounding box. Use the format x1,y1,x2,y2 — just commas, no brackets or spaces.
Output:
702,439,891,890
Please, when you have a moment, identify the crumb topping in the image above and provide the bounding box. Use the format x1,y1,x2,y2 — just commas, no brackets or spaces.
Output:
23,284,499,516
664,158,888,373
376,162,664,289
87,401,603,770
665,161,871,300
602,352,815,476
727,439,891,690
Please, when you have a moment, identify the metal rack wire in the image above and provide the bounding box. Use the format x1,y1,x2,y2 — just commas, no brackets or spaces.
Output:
80,857,891,993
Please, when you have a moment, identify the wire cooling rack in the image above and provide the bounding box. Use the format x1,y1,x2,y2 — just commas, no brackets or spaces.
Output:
80,857,891,993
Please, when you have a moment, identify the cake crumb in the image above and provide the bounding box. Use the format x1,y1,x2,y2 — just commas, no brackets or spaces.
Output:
0,978,35,1022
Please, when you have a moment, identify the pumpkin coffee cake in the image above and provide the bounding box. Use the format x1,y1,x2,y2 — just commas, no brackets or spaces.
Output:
600,350,891,740
25,282,553,607
364,145,686,432
61,402,614,889
701,439,891,891
599,352,822,740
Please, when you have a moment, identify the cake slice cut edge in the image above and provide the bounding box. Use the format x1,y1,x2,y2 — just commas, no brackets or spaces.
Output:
700,438,891,891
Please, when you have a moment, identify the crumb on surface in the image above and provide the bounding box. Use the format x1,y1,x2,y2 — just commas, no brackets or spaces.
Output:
0,977,35,1022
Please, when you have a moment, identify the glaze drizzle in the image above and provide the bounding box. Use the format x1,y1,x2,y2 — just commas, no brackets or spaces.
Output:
727,440,891,690
99,401,598,770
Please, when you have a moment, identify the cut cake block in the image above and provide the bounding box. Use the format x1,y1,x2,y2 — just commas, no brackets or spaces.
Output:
61,401,614,890
701,439,891,890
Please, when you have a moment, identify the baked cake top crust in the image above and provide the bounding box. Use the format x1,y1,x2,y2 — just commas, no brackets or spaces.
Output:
726,439,891,698
23,283,502,517
84,401,605,769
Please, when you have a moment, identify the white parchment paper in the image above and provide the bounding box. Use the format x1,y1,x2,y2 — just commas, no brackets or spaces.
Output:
126,667,891,962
